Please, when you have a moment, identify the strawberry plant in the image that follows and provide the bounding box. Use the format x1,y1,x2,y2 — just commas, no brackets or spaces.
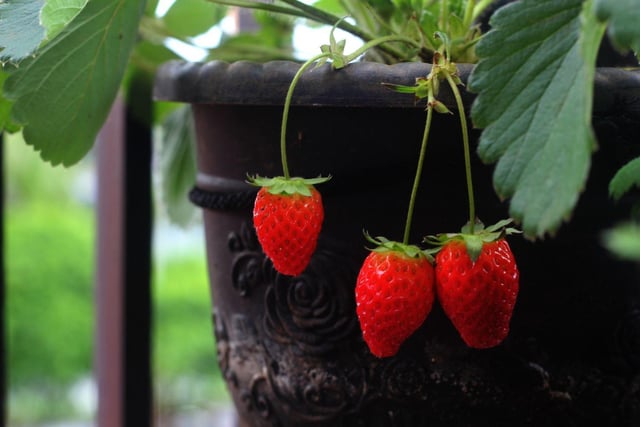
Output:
0,0,638,358
245,51,332,276
246,24,418,275
2,1,638,423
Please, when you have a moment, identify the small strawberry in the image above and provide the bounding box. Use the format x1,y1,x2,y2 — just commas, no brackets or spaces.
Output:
428,220,520,349
250,176,330,276
355,237,435,358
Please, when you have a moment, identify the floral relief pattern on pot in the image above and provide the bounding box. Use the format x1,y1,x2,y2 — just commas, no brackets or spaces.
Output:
229,222,274,297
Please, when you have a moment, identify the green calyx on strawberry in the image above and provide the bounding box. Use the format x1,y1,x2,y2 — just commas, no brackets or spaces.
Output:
355,234,436,358
425,218,520,261
248,175,331,277
248,175,331,196
426,219,521,349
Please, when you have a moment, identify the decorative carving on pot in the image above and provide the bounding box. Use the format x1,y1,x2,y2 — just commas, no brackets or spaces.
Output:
229,221,271,298
263,245,359,357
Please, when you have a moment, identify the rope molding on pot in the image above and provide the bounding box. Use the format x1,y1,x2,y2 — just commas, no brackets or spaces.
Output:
189,187,257,211
189,173,257,211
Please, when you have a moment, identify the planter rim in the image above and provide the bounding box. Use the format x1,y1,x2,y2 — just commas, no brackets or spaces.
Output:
153,59,640,117
152,60,474,108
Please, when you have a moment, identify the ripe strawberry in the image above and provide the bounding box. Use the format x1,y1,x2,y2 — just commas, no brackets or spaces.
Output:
434,236,519,349
251,176,329,276
355,238,435,358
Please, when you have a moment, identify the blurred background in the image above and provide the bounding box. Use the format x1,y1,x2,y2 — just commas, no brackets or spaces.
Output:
4,131,231,425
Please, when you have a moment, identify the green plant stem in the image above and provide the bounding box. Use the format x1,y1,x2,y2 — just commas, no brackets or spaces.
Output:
206,0,308,19
403,102,434,245
444,72,476,233
280,52,329,178
462,0,476,29
347,34,422,62
440,0,450,33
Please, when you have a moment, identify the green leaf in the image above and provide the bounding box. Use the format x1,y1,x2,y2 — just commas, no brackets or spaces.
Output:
603,222,640,261
3,0,146,166
162,0,226,38
309,0,346,17
468,0,606,238
41,0,88,42
0,0,46,62
609,156,640,201
594,0,640,53
156,105,197,226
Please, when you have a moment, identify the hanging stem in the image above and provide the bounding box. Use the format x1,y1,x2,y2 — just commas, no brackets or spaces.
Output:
280,52,329,178
444,72,476,233
403,102,434,245
280,31,422,179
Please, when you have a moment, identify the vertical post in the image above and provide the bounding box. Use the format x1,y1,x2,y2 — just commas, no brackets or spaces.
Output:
96,91,153,427
122,88,153,426
96,99,126,427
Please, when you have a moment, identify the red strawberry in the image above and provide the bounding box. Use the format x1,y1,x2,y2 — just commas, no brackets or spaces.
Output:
251,176,329,276
356,238,435,358
434,236,519,349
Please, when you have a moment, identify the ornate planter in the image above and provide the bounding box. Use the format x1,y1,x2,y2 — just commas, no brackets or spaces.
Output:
154,60,640,426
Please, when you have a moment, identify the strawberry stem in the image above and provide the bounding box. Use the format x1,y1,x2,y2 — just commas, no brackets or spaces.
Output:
280,52,330,179
444,72,476,233
403,103,434,245
280,30,422,179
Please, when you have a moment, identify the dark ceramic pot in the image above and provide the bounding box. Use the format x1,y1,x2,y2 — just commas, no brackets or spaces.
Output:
154,60,640,426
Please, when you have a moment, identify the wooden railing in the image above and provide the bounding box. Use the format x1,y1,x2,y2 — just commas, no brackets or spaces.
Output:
95,97,154,426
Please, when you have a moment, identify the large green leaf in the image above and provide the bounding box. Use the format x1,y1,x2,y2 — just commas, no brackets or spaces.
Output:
594,0,640,53
156,105,197,226
41,0,89,42
4,0,147,166
468,0,605,238
0,0,46,62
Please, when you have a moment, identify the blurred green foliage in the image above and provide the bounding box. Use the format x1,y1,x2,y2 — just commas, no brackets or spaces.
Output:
5,133,227,424
154,255,216,377
153,255,230,414
7,202,95,387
